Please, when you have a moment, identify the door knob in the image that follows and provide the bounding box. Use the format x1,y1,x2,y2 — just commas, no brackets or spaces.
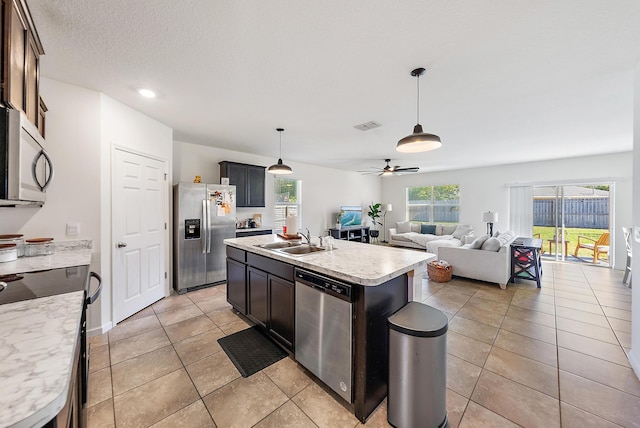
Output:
116,242,127,248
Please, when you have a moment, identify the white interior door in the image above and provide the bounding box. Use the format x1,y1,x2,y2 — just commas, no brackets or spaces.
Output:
113,149,167,323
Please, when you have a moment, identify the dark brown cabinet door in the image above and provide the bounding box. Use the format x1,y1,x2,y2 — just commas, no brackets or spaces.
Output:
247,165,265,207
226,162,247,206
268,276,294,349
24,34,39,124
226,258,247,314
219,161,265,207
247,267,268,328
2,0,45,135
6,1,26,111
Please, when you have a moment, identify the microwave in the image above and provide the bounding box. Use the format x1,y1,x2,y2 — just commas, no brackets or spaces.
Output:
0,106,53,206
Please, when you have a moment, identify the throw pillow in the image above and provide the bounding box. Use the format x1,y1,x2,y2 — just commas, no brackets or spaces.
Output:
410,223,421,233
469,234,490,249
421,224,436,234
396,222,411,233
442,225,457,235
452,225,473,239
481,237,501,251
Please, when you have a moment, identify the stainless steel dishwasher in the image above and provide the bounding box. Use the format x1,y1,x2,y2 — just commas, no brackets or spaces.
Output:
295,268,354,402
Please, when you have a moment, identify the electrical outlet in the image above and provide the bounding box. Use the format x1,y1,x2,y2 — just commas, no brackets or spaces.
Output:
66,223,79,236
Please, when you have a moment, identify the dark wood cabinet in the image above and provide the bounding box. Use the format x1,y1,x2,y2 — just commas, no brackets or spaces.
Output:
2,0,46,135
268,275,294,348
226,247,247,314
219,161,266,207
226,249,295,351
226,257,247,314
247,266,268,328
246,165,266,207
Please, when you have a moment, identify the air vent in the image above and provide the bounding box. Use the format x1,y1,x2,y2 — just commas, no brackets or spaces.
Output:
354,121,382,131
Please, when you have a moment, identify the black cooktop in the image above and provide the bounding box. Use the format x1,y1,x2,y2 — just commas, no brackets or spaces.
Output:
0,265,89,305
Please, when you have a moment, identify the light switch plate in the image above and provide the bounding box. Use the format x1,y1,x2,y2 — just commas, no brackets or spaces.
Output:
66,223,79,236
634,226,640,243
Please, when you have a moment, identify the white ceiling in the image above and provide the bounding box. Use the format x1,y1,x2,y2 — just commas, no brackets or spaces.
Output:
28,0,640,174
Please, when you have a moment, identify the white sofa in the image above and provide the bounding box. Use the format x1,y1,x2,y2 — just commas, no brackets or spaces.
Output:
388,222,474,253
437,231,517,289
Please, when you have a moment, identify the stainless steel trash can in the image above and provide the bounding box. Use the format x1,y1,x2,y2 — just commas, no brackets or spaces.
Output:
387,301,448,428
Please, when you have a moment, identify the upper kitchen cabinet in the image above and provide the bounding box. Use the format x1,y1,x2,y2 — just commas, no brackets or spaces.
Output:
2,0,46,134
219,161,266,207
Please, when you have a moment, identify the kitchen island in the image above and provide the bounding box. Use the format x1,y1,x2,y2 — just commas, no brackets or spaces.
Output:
224,235,435,422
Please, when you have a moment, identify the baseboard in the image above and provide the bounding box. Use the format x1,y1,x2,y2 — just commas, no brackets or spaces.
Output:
88,321,113,337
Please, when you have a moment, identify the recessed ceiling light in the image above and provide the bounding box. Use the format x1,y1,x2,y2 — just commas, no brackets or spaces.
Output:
138,88,156,98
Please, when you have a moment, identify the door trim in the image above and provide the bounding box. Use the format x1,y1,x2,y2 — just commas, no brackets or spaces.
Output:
111,146,170,325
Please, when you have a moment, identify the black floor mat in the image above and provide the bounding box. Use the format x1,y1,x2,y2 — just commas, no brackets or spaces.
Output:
217,326,287,377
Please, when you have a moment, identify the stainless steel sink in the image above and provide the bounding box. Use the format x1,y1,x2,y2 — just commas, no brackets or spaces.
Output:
257,242,301,250
276,245,326,256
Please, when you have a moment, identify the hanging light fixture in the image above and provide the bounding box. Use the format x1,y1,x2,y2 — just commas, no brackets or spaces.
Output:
396,67,442,153
267,128,293,174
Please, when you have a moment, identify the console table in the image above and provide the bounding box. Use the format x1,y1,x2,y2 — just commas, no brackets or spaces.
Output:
509,237,543,288
330,226,370,243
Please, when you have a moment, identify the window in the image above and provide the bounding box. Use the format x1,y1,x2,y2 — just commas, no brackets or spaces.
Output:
407,185,459,224
274,178,301,232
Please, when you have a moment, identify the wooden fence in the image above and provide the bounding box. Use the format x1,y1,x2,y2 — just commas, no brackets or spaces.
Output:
533,198,609,229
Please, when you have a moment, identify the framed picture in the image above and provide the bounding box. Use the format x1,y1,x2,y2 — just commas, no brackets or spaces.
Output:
221,177,230,185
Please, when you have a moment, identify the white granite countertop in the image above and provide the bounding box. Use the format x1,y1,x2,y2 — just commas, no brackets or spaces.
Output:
0,249,92,276
224,235,435,286
0,291,85,428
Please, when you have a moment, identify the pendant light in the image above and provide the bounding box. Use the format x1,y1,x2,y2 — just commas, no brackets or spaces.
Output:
267,128,293,174
396,67,442,153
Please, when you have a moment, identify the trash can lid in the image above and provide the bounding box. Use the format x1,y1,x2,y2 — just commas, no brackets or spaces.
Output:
387,301,448,337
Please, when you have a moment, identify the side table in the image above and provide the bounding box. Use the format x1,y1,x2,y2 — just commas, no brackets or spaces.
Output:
509,237,543,288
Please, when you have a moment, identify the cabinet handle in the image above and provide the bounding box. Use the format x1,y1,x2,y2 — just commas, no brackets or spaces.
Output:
32,149,54,191
116,242,127,248
86,271,102,305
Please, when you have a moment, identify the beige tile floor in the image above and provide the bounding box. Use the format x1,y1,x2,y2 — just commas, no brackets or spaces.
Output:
87,261,639,427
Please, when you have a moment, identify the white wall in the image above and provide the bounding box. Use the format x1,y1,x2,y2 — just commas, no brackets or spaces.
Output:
0,78,104,328
1,80,101,241
174,141,381,237
99,95,173,333
630,62,640,378
1,78,174,334
381,152,632,270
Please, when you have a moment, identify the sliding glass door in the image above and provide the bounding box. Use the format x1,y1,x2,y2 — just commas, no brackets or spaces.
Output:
533,184,611,266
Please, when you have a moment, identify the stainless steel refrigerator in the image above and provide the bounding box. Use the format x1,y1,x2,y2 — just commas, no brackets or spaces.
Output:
174,182,237,293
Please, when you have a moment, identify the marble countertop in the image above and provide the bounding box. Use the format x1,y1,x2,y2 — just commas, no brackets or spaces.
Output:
0,248,93,276
0,291,85,428
224,235,435,286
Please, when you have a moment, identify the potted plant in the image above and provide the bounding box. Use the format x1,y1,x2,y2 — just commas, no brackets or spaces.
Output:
367,203,382,239
336,211,343,230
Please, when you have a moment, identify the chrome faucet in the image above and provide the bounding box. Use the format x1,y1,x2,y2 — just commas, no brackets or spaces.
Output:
301,228,312,245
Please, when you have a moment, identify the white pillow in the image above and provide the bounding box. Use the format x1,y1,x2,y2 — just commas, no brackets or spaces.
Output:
442,225,457,235
410,223,421,233
452,225,473,239
481,237,501,251
396,222,411,233
469,234,490,249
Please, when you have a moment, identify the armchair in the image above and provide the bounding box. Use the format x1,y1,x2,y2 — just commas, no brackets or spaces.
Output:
573,232,610,263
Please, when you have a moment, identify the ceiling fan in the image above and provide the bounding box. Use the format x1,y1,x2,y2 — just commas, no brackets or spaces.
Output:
359,159,419,176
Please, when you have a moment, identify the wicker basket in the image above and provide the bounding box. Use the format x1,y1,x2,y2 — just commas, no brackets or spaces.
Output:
427,262,452,282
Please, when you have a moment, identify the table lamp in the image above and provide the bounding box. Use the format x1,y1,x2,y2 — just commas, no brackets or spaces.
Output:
481,211,498,236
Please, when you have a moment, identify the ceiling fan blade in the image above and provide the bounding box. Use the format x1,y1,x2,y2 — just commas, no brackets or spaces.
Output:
393,167,419,172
